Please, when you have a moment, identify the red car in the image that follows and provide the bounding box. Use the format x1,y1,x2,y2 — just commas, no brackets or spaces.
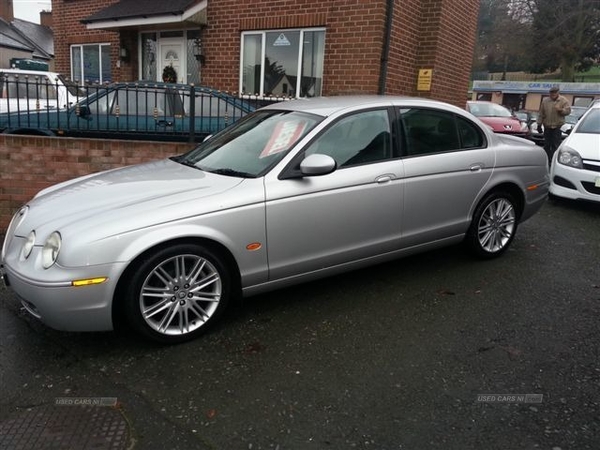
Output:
466,101,529,138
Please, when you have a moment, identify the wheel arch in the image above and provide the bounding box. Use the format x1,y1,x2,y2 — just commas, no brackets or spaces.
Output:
111,236,242,331
477,181,525,221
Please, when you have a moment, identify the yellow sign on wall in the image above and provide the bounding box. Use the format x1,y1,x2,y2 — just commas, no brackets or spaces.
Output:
417,68,433,91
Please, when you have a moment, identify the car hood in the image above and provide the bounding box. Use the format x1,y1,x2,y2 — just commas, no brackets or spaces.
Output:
562,133,600,160
16,159,247,240
477,116,522,132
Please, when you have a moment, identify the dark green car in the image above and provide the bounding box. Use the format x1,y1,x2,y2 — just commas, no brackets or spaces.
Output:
0,82,255,142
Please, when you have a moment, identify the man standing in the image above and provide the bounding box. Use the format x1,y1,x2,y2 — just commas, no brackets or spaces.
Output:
537,86,571,163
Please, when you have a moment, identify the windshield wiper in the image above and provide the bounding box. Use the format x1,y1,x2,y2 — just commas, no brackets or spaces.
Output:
207,168,255,178
171,156,202,170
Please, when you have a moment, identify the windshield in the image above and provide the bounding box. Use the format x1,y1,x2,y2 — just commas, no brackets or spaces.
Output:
469,102,513,118
176,110,322,177
57,74,87,97
575,109,600,134
565,107,588,125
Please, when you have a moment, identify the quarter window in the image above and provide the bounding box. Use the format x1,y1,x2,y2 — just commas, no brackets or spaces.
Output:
240,29,325,99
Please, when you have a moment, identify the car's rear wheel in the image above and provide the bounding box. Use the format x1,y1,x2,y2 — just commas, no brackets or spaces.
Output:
124,243,231,344
466,191,518,259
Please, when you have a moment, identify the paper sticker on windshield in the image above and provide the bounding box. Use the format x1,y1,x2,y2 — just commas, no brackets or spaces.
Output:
260,120,307,158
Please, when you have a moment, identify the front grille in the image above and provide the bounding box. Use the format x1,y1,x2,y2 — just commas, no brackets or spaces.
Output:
581,181,600,195
582,160,600,173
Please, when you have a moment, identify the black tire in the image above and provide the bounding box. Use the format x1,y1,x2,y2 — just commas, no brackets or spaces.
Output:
465,191,519,259
124,243,231,344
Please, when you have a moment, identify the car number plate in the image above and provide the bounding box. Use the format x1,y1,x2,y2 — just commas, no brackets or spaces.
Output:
596,177,600,188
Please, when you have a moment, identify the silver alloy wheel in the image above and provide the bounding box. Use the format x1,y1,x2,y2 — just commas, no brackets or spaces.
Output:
139,254,222,336
477,198,516,253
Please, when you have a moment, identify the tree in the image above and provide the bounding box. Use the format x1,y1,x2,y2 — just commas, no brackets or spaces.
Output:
529,0,600,80
473,0,532,74
475,0,600,79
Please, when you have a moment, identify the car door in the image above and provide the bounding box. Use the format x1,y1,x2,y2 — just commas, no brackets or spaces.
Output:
398,107,495,247
264,108,405,280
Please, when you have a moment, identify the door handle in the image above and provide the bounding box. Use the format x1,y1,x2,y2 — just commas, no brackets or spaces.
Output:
376,175,393,183
470,164,483,172
156,119,173,127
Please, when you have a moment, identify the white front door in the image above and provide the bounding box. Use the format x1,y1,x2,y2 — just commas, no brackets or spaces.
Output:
159,38,186,83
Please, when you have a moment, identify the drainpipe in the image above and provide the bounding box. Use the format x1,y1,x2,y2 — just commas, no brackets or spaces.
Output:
378,0,395,95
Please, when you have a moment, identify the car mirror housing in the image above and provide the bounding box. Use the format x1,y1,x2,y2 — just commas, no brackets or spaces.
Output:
300,154,337,176
77,105,91,118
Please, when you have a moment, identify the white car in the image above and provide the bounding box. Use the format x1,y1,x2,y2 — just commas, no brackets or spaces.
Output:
0,69,84,113
549,102,600,202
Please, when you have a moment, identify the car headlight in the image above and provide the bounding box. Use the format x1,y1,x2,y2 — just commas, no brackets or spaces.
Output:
22,230,36,260
42,231,62,269
3,206,28,260
557,147,583,169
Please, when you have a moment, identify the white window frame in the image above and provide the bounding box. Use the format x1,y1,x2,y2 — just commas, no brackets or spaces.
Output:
137,29,200,83
239,27,325,99
70,43,111,84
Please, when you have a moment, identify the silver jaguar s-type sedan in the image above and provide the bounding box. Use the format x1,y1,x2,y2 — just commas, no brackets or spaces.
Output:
1,96,549,343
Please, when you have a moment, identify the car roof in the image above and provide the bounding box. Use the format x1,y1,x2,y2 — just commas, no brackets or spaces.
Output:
0,68,62,78
110,81,237,96
259,95,467,118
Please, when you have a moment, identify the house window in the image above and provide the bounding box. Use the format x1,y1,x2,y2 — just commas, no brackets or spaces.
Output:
71,44,111,84
240,28,325,99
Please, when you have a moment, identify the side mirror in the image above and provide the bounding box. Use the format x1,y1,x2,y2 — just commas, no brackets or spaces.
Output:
300,154,337,176
77,105,91,118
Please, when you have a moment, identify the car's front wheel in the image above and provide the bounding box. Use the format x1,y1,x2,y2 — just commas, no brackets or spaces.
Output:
124,243,231,344
466,191,518,259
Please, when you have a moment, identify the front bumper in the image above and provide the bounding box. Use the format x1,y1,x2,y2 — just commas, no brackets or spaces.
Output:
550,158,600,203
1,257,125,332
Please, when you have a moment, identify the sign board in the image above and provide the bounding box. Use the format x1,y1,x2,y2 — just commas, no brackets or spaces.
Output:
273,34,291,46
417,69,433,91
472,80,600,94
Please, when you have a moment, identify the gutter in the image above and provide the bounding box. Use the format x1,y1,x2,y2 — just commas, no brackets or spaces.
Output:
378,0,395,95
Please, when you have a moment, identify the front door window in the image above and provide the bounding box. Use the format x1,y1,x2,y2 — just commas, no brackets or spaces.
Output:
141,31,200,84
160,39,185,83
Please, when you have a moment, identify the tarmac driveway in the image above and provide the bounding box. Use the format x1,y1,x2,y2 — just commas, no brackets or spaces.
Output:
1,199,599,450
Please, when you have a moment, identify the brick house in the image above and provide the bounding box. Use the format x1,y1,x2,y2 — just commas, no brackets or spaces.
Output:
51,0,478,106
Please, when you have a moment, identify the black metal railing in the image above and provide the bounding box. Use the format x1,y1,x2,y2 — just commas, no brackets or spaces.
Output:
0,77,291,142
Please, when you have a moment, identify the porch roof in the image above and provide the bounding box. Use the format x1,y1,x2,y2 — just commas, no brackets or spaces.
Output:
82,0,207,29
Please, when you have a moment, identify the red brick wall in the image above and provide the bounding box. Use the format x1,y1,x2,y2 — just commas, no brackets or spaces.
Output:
412,0,479,106
51,0,479,106
52,0,132,82
379,1,422,96
0,135,194,238
202,0,478,105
